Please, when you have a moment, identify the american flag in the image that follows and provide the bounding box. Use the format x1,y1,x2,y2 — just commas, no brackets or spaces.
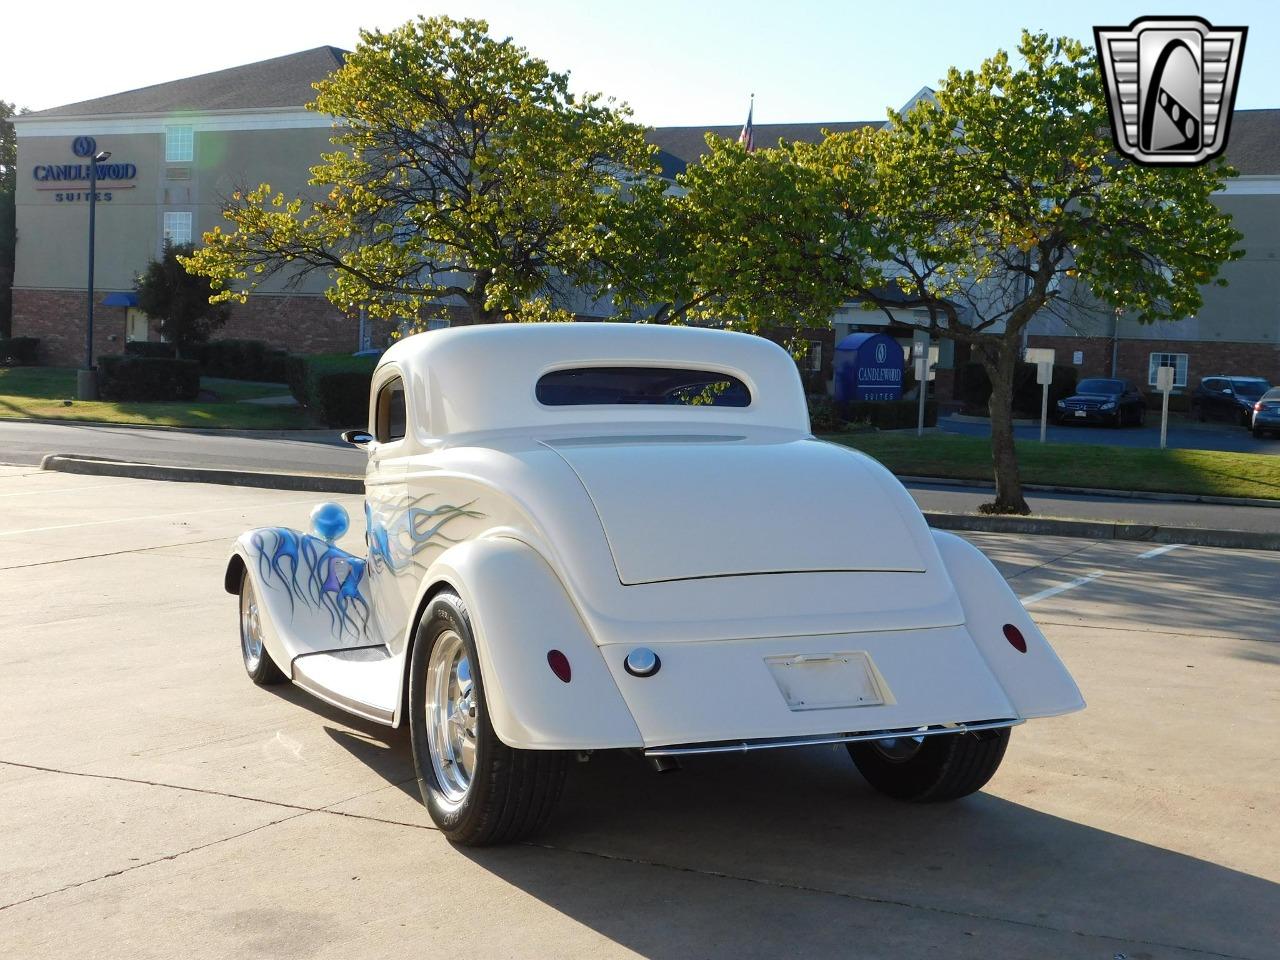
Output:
738,95,755,152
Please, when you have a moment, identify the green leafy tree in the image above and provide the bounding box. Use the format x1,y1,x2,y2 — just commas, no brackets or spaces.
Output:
183,16,657,325
638,33,1241,514
134,243,228,355
0,100,22,337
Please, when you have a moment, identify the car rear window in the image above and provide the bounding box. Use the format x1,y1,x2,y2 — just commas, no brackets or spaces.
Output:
536,367,751,407
1231,380,1270,398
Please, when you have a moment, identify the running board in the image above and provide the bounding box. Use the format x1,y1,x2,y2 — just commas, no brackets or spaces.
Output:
644,718,1023,757
291,646,400,726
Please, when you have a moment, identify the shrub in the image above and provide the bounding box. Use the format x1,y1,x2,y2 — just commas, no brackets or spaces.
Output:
284,354,311,405
97,355,200,401
195,339,290,382
839,399,938,430
0,337,40,366
1144,390,1191,413
310,370,373,427
124,341,177,359
958,361,1077,416
806,394,846,433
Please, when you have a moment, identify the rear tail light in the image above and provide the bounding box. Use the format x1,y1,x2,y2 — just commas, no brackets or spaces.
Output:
1002,623,1028,653
1255,401,1264,411
547,649,572,683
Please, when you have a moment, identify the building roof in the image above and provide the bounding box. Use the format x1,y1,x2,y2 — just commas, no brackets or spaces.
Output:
648,121,882,176
1221,110,1280,175
22,47,348,119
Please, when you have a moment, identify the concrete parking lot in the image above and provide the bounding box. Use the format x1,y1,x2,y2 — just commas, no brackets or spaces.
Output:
1,466,1277,959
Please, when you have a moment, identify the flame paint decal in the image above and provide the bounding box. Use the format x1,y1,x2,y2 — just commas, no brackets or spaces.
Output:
249,528,371,638
366,493,484,576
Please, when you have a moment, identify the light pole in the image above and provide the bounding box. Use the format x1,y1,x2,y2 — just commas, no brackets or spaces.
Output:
78,148,111,401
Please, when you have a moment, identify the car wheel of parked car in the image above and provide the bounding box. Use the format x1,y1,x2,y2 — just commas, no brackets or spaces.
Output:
238,571,288,685
848,727,1010,802
410,591,568,845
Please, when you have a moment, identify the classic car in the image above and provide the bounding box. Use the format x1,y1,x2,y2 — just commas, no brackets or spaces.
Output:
226,324,1084,845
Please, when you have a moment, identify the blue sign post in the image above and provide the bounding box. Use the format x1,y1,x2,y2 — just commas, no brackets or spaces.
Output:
833,333,905,403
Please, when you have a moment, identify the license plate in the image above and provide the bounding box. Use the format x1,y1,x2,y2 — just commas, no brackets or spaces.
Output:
1074,410,1086,417
765,653,885,711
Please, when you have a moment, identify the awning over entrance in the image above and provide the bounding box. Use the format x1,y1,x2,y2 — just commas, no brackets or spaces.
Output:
101,292,138,307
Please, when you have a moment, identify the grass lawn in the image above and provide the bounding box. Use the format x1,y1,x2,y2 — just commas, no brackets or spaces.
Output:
826,430,1280,502
0,366,313,430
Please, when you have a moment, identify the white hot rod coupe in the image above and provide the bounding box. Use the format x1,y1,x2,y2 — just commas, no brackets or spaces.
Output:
226,323,1083,845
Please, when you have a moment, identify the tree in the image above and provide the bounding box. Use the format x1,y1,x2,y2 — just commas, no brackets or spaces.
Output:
183,15,656,325
0,100,22,338
134,243,228,355
634,33,1241,514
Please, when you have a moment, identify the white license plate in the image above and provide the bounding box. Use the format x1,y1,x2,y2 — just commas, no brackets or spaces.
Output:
765,653,884,711
1074,410,1087,417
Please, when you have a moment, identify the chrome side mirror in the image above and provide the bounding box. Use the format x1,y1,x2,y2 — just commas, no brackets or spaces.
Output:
341,430,373,446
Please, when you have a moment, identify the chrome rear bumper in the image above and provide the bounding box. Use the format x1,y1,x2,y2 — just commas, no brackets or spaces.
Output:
643,717,1023,757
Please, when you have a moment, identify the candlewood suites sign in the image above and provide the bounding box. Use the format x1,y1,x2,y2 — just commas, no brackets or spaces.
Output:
32,136,137,203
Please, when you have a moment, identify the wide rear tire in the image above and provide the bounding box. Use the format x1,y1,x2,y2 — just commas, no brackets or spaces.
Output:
409,591,568,845
848,727,1010,802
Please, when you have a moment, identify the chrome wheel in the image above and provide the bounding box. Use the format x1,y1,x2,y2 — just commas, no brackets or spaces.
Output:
239,576,264,673
426,628,478,807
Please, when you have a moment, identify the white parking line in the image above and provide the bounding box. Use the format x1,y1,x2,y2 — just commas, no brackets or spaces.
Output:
1020,571,1105,607
1137,543,1185,560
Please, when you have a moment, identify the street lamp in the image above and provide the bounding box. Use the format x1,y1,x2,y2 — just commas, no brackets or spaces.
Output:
78,148,111,401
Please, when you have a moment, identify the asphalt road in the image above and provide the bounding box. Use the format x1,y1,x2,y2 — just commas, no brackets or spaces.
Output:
941,413,1280,452
1,468,1276,958
4,418,1280,533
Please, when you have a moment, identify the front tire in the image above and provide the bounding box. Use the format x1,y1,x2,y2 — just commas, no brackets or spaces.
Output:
409,591,568,845
239,571,288,685
848,727,1010,802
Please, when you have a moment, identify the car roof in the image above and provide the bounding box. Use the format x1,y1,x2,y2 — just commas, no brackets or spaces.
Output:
376,322,811,438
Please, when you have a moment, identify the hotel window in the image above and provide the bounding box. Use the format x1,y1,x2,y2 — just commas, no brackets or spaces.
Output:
798,340,823,373
165,124,194,162
163,212,193,246
1148,352,1188,388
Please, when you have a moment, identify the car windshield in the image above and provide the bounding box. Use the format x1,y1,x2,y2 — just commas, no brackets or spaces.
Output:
1076,379,1124,395
536,366,752,407
1230,379,1270,398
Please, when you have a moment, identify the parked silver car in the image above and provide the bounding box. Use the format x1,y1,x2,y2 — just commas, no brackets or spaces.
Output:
1251,387,1280,438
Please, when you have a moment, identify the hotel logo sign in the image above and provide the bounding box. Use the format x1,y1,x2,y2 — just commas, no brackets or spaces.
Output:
1094,16,1247,166
32,137,137,202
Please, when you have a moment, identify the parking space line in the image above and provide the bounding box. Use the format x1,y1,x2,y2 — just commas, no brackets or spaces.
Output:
1137,543,1185,560
1020,571,1105,606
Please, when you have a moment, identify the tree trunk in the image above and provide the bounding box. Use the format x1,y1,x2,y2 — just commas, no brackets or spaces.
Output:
982,344,1030,515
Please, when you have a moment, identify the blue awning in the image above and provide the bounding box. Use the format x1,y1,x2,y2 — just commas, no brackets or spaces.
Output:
101,292,138,307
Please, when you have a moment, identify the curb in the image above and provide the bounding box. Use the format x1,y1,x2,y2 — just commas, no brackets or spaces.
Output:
39,454,1279,553
897,475,1280,509
923,512,1280,552
38,454,363,495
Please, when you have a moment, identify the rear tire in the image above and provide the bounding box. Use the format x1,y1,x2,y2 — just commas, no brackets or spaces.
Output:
239,571,288,686
409,591,568,845
848,727,1010,802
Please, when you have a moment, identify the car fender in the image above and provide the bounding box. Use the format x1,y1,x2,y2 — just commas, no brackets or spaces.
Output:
933,531,1085,719
404,537,644,751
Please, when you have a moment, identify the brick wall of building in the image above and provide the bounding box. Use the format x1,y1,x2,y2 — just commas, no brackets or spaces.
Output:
1026,334,1280,393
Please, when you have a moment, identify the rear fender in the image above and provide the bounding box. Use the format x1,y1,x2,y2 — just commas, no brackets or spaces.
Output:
403,537,643,750
933,531,1085,719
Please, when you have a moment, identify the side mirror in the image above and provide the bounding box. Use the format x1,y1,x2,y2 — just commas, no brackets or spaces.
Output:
341,430,373,446
1223,388,1234,396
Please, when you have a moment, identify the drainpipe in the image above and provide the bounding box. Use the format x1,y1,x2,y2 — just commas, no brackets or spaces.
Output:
1110,307,1122,378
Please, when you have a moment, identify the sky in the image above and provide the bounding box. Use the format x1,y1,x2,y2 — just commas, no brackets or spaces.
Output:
4,1,1277,126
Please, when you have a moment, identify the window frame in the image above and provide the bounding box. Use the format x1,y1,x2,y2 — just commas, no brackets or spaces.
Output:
162,211,193,247
373,375,408,444
165,124,194,163
1148,352,1188,389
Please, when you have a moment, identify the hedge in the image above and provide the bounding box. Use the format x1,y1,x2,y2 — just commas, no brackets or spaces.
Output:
97,356,200,401
197,339,289,382
841,398,939,430
957,361,1078,416
0,337,40,366
124,341,177,359
1144,390,1191,413
310,370,373,427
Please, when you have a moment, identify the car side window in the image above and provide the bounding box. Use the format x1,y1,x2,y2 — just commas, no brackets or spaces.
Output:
1202,378,1223,393
375,377,407,443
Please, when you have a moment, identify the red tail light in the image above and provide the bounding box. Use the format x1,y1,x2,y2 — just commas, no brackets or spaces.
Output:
1255,401,1265,411
1002,624,1027,653
547,649,572,683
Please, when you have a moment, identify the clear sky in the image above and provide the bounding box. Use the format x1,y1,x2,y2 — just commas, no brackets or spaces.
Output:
4,1,1276,126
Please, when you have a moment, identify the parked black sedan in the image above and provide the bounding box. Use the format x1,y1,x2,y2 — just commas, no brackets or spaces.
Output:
1055,378,1147,427
1191,376,1273,426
